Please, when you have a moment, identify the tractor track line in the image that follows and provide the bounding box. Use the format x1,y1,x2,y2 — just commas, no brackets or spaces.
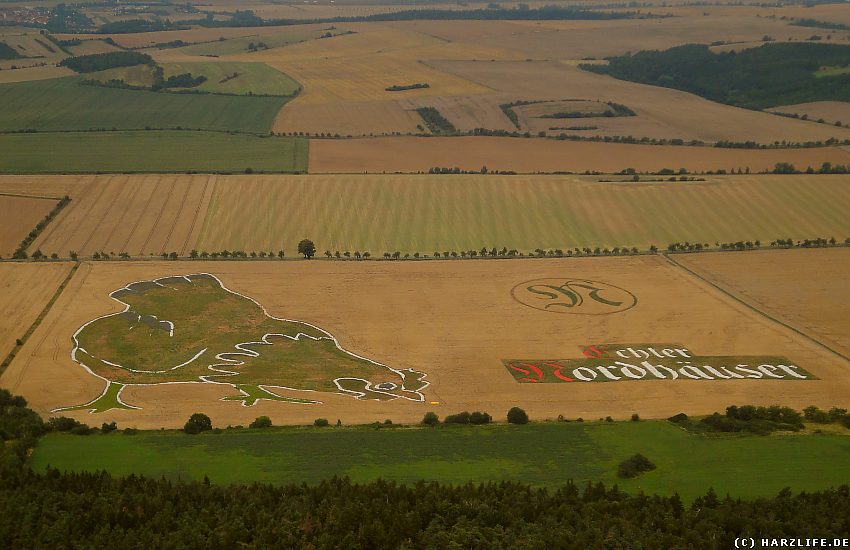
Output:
662,252,850,365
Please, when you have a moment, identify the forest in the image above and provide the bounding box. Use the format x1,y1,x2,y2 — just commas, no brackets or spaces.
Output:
583,43,850,109
3,388,850,546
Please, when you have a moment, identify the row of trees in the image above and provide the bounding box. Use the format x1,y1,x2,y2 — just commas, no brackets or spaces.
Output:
10,236,850,262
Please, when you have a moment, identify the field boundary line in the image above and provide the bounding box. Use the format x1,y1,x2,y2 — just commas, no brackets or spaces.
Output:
662,252,850,365
0,262,80,375
0,192,64,201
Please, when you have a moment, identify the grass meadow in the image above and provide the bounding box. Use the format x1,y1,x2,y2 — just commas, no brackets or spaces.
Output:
0,131,308,173
31,421,850,501
0,76,288,133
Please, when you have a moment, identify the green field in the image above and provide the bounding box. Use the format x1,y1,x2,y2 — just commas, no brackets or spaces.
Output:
196,174,850,253
0,131,308,173
0,76,287,133
89,62,301,96
176,27,344,57
31,421,850,501
815,65,850,78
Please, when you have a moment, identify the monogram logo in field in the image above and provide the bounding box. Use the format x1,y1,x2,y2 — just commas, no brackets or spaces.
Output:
511,278,637,314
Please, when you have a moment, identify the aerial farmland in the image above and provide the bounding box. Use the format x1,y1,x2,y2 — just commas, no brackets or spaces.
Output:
1,0,850,545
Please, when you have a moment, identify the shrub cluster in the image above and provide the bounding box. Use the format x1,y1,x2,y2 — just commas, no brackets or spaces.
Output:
617,453,656,479
669,405,807,435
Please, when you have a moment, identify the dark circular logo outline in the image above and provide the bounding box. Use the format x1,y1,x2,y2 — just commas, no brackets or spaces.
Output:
510,278,638,315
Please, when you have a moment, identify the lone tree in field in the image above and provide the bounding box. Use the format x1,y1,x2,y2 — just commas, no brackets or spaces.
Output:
297,239,316,259
183,413,213,434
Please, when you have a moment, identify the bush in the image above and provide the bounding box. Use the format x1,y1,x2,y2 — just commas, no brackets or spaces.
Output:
421,412,440,426
313,418,329,427
249,416,272,429
803,406,831,424
507,407,529,425
183,413,213,434
618,454,657,479
469,411,492,425
100,422,117,434
122,428,138,435
668,413,689,424
444,411,471,424
0,390,45,441
70,424,93,436
47,416,84,432
631,413,640,422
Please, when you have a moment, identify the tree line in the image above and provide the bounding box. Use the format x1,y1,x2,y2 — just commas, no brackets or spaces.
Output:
11,234,850,262
60,51,154,73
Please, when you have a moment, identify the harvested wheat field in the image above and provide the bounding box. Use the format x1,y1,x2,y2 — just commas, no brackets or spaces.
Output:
310,136,850,174
385,13,819,60
0,174,94,199
770,102,850,127
676,248,850,360
27,175,215,257
0,262,73,363
2,256,847,428
429,61,850,144
0,65,75,84
0,194,57,257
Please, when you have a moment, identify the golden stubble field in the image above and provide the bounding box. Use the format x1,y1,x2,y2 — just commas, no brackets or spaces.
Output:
678,248,850,360
0,262,72,362
310,136,850,174
2,255,848,429
0,194,57,257
16,174,216,258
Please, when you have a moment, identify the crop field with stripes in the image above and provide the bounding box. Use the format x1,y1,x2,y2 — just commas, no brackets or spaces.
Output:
5,173,850,258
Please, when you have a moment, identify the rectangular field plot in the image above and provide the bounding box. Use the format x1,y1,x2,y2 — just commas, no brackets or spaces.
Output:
0,194,58,257
0,132,308,174
5,257,847,430
30,421,850,501
309,136,850,174
28,174,215,257
195,174,850,254
677,248,850,360
0,77,288,133
0,262,73,364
